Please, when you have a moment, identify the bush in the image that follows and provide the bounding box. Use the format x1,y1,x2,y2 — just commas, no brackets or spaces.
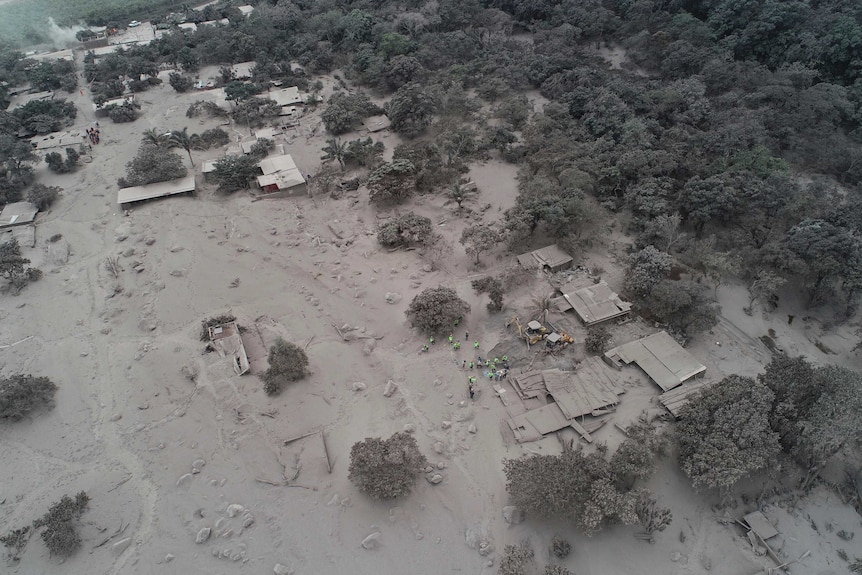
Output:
348,432,427,499
472,276,504,312
193,128,230,150
0,375,57,420
584,325,611,354
550,535,571,559
262,338,309,395
107,101,141,123
543,566,572,575
499,541,534,575
377,212,433,247
27,184,61,210
33,492,89,557
45,148,78,174
169,72,194,93
405,287,470,334
0,239,40,294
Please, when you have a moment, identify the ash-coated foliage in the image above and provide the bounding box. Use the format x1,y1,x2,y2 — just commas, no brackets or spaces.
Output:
348,432,427,499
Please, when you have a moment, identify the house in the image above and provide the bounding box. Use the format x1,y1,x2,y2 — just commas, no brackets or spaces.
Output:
0,202,38,228
31,130,85,154
553,277,632,325
237,5,254,17
28,49,75,63
177,22,198,33
230,61,255,80
505,358,626,443
604,331,706,392
94,94,135,114
201,18,230,27
117,175,196,207
208,321,250,375
363,115,391,133
255,154,306,196
88,44,122,60
516,244,573,273
6,90,53,111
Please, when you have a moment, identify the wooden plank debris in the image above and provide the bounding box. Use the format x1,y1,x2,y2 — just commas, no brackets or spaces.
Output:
659,380,717,418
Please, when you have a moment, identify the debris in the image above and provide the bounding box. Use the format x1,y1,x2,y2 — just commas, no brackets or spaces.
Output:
226,504,244,518
195,527,212,544
112,537,132,555
427,473,444,484
383,380,398,397
468,424,477,434
385,292,401,304
361,532,381,549
352,381,367,392
176,473,193,487
274,563,294,575
503,506,525,524
403,423,416,433
321,430,332,474
441,420,452,429
283,429,320,445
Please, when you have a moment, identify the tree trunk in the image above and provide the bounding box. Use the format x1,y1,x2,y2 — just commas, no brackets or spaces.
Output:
187,149,194,166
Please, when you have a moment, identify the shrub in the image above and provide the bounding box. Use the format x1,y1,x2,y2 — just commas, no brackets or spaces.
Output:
45,148,78,174
0,239,40,293
0,525,30,562
499,541,534,575
33,492,89,557
262,338,309,395
584,325,611,354
550,535,571,559
0,375,57,420
348,432,427,499
377,212,433,247
405,287,470,334
169,72,194,93
194,128,230,150
107,101,141,123
472,276,504,312
543,566,572,575
27,184,61,210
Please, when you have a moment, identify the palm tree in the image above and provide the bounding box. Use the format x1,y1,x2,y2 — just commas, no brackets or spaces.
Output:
446,181,476,214
142,128,169,148
168,127,199,166
321,137,347,170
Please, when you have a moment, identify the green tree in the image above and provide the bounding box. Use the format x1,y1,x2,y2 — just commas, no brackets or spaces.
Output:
677,375,780,492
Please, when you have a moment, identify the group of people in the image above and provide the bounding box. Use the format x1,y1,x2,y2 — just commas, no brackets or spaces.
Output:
419,329,512,400
86,123,101,145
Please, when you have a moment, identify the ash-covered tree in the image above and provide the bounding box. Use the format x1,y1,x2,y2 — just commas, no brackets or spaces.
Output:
211,154,259,193
624,246,673,298
27,183,61,211
169,72,194,93
107,101,141,123
585,325,612,354
168,127,198,166
460,225,503,264
44,147,78,174
123,144,187,187
320,137,347,170
262,338,309,396
405,286,470,334
0,374,57,420
610,416,668,489
0,239,40,293
386,82,436,138
0,134,36,203
343,137,384,168
676,375,780,492
348,432,427,499
500,541,534,575
446,182,477,214
503,445,642,535
377,212,433,247
321,91,383,135
644,279,719,338
471,276,504,312
33,492,89,557
367,159,415,205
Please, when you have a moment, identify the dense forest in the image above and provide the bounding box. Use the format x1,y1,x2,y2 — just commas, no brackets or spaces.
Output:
2,0,862,331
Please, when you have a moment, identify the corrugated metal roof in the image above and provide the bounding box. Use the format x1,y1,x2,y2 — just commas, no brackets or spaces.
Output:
117,175,195,205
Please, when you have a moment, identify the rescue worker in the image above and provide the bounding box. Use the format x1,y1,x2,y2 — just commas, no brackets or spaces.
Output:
474,341,480,349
